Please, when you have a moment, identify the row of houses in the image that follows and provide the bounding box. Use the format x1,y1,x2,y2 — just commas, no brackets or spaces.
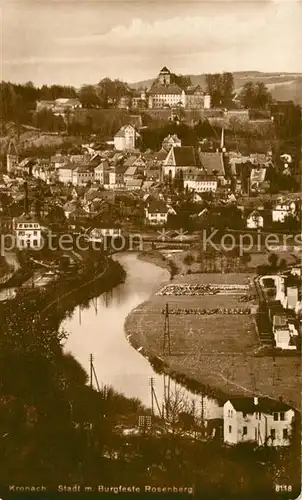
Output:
257,267,301,350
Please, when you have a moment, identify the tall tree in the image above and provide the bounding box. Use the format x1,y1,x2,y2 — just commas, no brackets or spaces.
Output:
238,81,272,109
205,72,234,107
97,78,129,108
78,85,101,108
174,74,192,89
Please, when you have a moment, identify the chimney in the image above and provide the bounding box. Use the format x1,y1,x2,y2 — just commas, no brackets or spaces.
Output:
254,396,258,406
24,181,29,214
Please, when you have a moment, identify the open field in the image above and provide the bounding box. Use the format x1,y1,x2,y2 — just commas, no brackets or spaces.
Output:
126,266,301,410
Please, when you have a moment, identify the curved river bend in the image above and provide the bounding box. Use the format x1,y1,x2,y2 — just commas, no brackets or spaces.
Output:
62,253,223,420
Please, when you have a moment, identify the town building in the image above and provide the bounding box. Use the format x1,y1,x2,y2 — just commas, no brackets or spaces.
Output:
272,199,296,223
185,85,205,109
183,173,218,193
94,161,110,185
14,213,42,249
147,67,211,110
58,164,76,184
223,397,295,447
36,98,82,115
246,210,264,229
198,152,226,184
114,125,139,151
163,146,199,179
162,134,182,151
145,200,175,226
72,166,94,187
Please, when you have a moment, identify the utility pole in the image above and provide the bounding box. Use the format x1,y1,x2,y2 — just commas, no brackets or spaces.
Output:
150,377,154,417
89,354,93,389
79,305,82,325
200,394,205,438
149,377,162,419
163,303,171,356
164,373,171,420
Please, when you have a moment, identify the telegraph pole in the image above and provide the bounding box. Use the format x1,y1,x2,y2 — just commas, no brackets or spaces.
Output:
163,303,171,356
89,354,93,389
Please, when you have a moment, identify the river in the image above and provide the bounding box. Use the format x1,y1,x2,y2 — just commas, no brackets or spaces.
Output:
62,253,223,420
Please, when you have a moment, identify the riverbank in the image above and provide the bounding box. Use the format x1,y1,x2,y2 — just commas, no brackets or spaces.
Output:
0,254,151,487
125,252,301,410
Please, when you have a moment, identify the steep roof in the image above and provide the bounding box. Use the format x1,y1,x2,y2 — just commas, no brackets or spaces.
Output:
186,85,203,95
124,166,138,177
228,397,292,414
147,200,169,214
114,124,136,138
149,83,182,95
15,213,40,224
160,66,170,73
199,152,225,176
173,146,198,167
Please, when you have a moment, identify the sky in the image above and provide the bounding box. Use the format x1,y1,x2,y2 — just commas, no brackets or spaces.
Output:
1,0,302,87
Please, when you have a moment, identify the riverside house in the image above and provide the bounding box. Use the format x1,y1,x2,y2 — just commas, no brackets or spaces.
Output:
223,397,295,447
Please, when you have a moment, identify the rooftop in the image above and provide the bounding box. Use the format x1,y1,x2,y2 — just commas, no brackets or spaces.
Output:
149,83,183,95
228,396,293,414
199,152,225,176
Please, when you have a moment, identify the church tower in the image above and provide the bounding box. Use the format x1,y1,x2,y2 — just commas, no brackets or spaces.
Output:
159,66,171,86
6,139,19,174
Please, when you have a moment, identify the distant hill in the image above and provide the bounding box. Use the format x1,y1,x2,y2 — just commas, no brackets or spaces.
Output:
131,71,302,105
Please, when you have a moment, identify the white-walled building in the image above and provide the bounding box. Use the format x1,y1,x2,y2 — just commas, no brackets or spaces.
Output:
246,210,264,229
272,201,296,223
58,164,75,184
162,134,182,151
145,200,176,226
184,175,218,193
72,166,94,186
114,125,139,151
14,214,42,249
223,397,295,447
94,161,110,184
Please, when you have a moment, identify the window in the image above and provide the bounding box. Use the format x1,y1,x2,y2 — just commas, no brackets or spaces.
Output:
273,412,278,421
229,425,232,433
33,231,37,236
243,426,247,436
271,429,276,439
280,412,285,421
283,429,288,439
33,240,38,247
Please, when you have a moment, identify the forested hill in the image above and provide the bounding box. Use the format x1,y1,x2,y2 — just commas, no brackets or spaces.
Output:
131,71,302,105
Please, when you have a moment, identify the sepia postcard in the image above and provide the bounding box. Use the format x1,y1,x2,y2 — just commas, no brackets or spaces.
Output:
0,0,301,498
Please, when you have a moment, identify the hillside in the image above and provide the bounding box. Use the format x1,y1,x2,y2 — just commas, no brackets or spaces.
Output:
131,71,302,105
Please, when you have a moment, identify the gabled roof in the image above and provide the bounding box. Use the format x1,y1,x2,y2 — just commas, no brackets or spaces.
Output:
159,66,170,73
186,85,203,95
124,166,138,177
199,152,225,176
227,397,293,414
165,146,197,167
147,200,169,214
125,179,142,187
149,83,182,95
123,155,137,168
15,213,40,224
114,125,136,138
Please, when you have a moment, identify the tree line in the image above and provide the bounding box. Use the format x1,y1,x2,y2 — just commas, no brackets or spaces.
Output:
205,72,273,110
